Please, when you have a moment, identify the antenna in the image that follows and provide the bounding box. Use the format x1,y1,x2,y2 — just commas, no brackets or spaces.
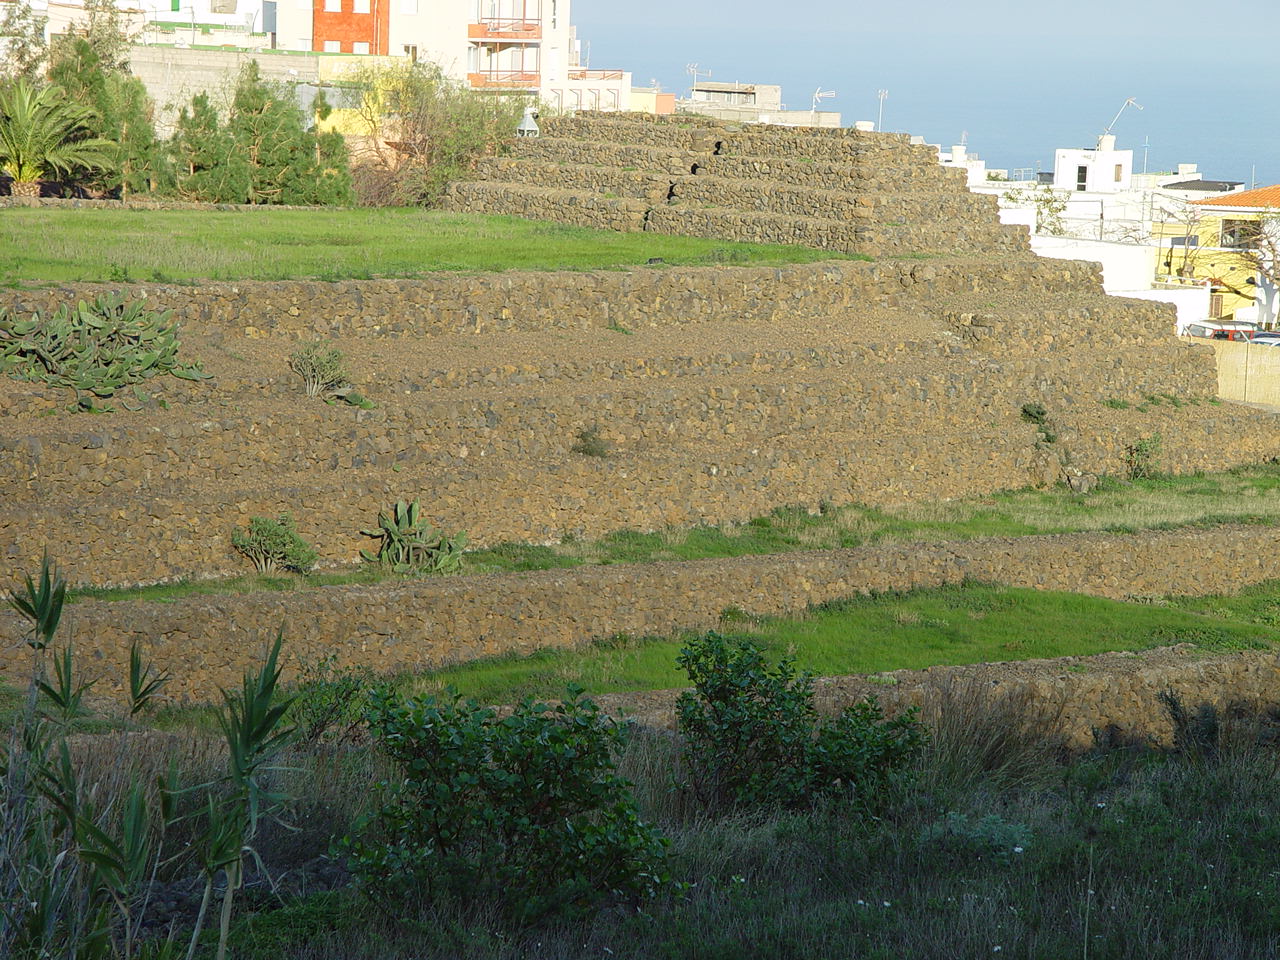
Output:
959,130,968,147
811,87,835,112
876,89,889,131
1098,96,1143,147
686,63,712,98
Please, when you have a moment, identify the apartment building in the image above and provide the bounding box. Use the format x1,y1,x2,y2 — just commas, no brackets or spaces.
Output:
272,0,629,108
14,0,629,109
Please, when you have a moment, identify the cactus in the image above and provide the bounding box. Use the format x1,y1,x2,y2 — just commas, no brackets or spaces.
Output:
0,294,210,410
360,499,468,574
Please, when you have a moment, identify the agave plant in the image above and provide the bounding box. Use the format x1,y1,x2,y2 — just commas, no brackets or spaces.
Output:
360,499,468,574
0,79,114,197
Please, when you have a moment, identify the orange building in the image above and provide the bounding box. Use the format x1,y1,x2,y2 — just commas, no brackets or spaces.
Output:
312,0,390,55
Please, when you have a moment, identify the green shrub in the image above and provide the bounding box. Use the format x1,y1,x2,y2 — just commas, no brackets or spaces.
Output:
344,685,670,924
0,294,208,410
1125,433,1163,480
231,514,317,573
289,342,349,398
1020,402,1048,425
290,655,377,746
675,632,926,810
360,500,467,574
919,811,1031,864
1101,398,1131,410
570,425,611,457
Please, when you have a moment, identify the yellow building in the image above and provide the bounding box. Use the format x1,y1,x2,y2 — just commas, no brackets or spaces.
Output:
1154,184,1280,323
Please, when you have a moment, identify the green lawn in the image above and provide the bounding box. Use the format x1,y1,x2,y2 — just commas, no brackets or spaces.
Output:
0,207,862,285
407,580,1278,704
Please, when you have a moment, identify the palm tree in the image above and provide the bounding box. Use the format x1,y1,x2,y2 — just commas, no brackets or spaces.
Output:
0,79,113,197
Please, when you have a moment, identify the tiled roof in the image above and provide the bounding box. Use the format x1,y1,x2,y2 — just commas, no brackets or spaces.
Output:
1194,184,1280,208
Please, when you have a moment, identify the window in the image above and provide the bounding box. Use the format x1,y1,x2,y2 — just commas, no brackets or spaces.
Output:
323,39,341,51
551,0,557,27
353,41,369,53
1075,165,1088,191
1221,219,1262,249
324,0,340,10
403,44,418,61
354,0,369,10
401,0,416,13
1114,163,1122,182
1169,236,1199,248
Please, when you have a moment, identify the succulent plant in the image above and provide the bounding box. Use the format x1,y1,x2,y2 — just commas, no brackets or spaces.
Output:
360,499,468,574
0,294,210,410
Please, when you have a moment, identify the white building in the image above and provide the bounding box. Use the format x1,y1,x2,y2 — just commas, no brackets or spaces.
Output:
14,0,630,109
675,80,841,128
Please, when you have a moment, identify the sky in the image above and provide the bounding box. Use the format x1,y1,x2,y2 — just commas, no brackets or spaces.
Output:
573,0,1280,187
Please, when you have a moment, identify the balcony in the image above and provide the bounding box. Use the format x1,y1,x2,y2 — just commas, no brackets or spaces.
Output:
468,18,541,41
567,69,625,81
468,70,541,89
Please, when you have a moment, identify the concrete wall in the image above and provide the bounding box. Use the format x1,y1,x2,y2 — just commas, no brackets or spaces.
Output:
1211,339,1280,406
1030,235,1159,293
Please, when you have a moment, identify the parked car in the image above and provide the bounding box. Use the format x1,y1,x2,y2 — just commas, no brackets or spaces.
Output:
1183,322,1259,341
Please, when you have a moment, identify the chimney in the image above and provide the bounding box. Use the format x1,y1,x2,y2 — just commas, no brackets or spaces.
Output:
1097,134,1116,151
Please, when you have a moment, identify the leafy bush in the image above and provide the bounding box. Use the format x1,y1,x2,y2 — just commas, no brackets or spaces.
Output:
360,500,467,574
570,425,611,457
0,294,208,409
344,61,527,207
1125,433,1163,480
344,685,670,923
675,632,926,810
289,342,349,398
231,514,317,573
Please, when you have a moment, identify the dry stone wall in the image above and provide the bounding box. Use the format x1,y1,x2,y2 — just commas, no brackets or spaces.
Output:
4,523,1280,703
0,258,1102,342
442,113,1025,257
608,647,1280,752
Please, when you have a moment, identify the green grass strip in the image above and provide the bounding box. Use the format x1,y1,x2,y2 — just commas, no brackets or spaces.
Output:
0,208,864,286
406,581,1277,705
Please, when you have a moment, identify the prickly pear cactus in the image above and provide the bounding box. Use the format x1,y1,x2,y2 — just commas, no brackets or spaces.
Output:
0,294,210,410
360,499,468,574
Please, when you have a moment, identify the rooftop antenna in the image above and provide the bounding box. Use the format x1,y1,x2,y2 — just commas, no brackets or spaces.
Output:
1097,97,1143,148
876,88,888,131
686,63,712,98
959,130,968,147
811,87,835,120
1142,135,1150,174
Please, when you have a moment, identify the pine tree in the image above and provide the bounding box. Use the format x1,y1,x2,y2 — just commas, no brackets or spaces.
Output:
226,62,353,206
170,93,248,203
48,36,160,197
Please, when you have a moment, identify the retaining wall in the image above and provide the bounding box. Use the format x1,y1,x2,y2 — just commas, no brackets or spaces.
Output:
0,258,1102,339
5,523,1280,702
